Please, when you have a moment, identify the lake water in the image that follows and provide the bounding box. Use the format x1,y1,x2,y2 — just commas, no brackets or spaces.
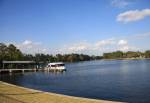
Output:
1,59,150,103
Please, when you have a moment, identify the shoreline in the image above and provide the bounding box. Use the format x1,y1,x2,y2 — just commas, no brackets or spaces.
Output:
0,81,123,103
102,58,150,61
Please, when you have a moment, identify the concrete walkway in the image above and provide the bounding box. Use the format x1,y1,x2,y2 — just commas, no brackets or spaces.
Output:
0,81,123,103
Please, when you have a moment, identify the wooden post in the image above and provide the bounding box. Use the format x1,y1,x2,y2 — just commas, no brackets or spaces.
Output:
9,69,12,73
22,69,24,73
3,63,4,69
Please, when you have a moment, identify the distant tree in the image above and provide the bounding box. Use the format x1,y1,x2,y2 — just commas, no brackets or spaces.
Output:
0,43,7,61
145,50,150,58
103,53,111,59
49,55,57,62
126,51,140,58
79,54,84,61
103,51,123,59
23,54,34,61
1,42,150,68
56,54,63,62
112,51,123,58
67,55,73,62
0,43,7,68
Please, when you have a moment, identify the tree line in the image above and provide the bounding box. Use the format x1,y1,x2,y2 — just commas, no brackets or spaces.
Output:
103,51,150,59
0,43,150,65
0,43,102,64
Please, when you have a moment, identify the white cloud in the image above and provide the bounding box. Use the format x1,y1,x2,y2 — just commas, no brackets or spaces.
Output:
95,39,115,47
60,32,150,54
59,38,138,55
118,39,128,45
22,40,32,45
111,0,129,8
68,45,87,52
42,48,47,52
118,45,129,51
117,39,138,51
21,40,33,49
118,45,138,51
132,32,150,39
5,34,143,55
117,9,150,23
59,42,90,54
60,39,117,55
16,40,47,54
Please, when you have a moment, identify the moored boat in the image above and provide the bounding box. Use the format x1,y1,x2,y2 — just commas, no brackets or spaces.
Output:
45,62,66,72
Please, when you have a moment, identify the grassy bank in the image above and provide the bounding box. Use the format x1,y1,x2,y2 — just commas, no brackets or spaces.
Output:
0,81,122,103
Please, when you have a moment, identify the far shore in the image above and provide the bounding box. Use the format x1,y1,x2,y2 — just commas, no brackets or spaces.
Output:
0,81,123,103
102,58,150,61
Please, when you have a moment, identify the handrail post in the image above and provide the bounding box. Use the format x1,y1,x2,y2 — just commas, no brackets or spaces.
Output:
22,69,24,73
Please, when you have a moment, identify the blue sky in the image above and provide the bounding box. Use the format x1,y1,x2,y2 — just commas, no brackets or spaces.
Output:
0,0,150,55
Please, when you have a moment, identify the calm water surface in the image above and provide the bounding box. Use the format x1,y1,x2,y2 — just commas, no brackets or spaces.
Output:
1,59,150,103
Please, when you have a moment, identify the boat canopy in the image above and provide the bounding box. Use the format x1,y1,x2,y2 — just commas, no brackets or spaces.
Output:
47,62,65,66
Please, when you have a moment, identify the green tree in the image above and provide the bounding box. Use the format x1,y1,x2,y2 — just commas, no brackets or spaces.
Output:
145,50,150,58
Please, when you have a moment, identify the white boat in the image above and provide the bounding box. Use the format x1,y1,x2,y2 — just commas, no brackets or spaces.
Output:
46,62,66,71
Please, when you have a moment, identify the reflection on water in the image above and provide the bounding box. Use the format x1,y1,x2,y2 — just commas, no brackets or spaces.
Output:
1,59,150,103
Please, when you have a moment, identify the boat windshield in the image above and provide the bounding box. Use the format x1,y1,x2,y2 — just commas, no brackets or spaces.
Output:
57,64,65,66
51,64,65,67
51,65,56,67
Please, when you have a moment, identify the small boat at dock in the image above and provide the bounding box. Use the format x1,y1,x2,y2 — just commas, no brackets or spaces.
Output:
45,62,66,72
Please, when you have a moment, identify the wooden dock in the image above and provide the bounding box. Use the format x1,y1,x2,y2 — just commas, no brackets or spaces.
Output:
0,68,66,74
0,68,39,73
0,61,67,74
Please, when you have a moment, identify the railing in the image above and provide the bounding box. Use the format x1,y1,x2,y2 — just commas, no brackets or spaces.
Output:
0,68,37,73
